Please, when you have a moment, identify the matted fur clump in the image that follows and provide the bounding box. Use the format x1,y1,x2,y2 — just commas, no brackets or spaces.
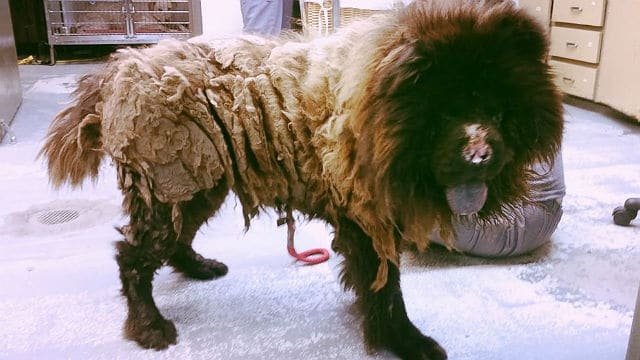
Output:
40,1,563,358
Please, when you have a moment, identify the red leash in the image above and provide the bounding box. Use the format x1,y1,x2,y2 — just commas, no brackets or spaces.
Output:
279,208,330,265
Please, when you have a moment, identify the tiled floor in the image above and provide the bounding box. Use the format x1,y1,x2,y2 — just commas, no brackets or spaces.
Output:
1,63,639,359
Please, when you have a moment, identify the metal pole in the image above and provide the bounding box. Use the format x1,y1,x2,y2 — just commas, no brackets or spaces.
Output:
627,283,640,360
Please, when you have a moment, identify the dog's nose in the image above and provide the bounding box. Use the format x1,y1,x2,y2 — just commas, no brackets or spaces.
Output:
463,124,492,165
464,142,492,164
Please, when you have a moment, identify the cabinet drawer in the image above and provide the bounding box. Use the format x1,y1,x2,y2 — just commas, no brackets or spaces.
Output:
549,60,598,99
550,26,602,63
519,0,552,26
551,0,606,26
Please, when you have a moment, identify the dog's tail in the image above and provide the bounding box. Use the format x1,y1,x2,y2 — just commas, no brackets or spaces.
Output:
39,73,105,188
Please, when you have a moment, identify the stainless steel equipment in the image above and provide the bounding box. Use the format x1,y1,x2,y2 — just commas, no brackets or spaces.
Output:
0,0,22,142
43,0,202,63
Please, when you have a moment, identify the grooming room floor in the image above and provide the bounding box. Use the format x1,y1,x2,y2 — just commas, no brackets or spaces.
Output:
1,63,639,360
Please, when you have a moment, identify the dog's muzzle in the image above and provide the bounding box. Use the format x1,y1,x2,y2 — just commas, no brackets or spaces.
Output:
446,124,493,215
462,124,492,165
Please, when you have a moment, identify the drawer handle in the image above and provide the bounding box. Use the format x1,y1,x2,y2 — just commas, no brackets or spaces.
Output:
566,42,579,48
570,6,583,13
562,77,576,84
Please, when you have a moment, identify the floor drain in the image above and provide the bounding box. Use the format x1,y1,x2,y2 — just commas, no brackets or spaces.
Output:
36,209,80,225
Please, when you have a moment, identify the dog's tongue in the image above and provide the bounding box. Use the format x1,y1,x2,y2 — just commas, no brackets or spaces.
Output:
446,182,488,215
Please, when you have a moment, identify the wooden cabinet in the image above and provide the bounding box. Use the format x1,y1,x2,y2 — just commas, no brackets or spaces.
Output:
548,0,606,101
520,0,640,121
594,1,640,120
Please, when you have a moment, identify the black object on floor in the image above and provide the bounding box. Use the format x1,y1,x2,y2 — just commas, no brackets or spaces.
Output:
612,198,640,226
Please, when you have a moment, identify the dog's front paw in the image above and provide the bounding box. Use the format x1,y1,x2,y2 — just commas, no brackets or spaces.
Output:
366,320,447,360
181,256,228,280
169,245,229,280
389,333,447,360
125,315,178,350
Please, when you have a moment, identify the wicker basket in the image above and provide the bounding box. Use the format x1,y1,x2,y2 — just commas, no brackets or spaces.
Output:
340,7,381,27
300,0,399,35
302,1,334,35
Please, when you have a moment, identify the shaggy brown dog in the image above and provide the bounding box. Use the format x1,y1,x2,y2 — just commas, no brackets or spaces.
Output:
40,1,563,358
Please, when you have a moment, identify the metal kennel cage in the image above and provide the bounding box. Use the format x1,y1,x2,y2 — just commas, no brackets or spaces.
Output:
43,0,202,63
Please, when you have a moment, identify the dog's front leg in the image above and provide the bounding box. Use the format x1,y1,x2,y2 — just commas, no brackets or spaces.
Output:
333,217,447,360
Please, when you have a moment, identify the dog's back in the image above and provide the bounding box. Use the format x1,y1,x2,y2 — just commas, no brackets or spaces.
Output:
39,26,378,224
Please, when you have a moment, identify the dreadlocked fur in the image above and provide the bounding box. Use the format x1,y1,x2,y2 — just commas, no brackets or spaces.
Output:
40,0,563,358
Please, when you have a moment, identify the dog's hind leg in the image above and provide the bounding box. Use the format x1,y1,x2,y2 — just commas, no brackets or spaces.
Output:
333,217,447,360
115,169,182,350
168,184,230,280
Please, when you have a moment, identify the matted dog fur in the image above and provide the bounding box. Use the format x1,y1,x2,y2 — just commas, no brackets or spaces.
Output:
40,0,563,358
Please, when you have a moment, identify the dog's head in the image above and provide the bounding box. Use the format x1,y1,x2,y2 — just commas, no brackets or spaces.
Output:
353,0,563,222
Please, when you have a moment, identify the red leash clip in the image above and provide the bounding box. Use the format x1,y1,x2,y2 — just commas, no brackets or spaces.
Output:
278,208,330,265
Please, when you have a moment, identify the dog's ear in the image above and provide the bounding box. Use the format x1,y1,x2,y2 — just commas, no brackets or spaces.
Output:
373,40,427,96
483,6,550,62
